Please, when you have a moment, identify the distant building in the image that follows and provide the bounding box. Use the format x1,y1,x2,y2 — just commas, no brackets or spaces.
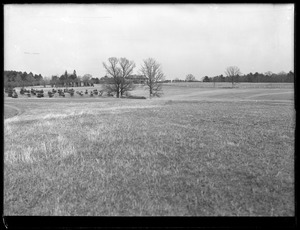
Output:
126,75,147,84
99,75,112,84
100,75,147,84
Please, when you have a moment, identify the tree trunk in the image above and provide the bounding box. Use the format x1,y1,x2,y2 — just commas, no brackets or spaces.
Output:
149,87,153,99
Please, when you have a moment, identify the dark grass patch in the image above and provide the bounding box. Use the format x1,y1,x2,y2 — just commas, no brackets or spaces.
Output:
126,95,147,99
4,105,20,119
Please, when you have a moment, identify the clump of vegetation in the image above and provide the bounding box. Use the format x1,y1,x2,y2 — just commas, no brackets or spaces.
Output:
126,95,146,99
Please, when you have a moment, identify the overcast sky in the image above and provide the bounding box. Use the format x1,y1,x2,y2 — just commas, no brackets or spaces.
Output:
4,4,294,80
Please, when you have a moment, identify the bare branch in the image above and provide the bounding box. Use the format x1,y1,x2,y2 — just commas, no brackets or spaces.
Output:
119,58,136,78
140,58,165,98
185,74,196,82
225,66,241,87
102,57,136,98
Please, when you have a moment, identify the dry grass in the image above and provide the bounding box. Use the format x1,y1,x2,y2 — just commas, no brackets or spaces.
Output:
4,106,19,119
163,82,294,89
4,86,294,216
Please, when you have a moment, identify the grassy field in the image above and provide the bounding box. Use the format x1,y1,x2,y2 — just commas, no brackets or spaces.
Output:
4,104,21,119
163,82,294,89
4,83,294,216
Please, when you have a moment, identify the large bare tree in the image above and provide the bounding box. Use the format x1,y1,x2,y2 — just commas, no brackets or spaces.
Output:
185,74,196,82
140,58,165,98
225,66,241,88
103,57,135,98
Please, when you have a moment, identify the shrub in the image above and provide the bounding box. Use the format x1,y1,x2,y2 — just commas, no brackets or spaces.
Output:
127,95,146,99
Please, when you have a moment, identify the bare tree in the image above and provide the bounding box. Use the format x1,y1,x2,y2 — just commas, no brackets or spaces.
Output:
119,58,136,97
265,71,273,76
225,66,241,88
185,74,196,82
278,71,287,76
102,57,135,98
140,58,165,98
82,74,92,85
42,76,51,87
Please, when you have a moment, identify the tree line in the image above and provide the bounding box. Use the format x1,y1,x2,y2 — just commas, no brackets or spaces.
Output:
203,70,294,83
4,71,44,88
4,63,294,98
172,68,294,84
3,70,101,88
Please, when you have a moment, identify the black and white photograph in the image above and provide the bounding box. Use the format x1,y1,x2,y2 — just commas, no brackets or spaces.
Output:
3,3,295,221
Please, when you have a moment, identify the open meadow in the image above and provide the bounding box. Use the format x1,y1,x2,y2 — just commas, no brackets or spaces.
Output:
4,83,295,216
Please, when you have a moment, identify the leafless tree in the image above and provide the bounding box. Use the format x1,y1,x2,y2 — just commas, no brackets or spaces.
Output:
265,71,273,76
140,58,165,98
278,71,287,76
82,74,92,86
185,74,196,82
119,58,136,96
82,74,92,82
225,66,241,88
103,57,135,98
